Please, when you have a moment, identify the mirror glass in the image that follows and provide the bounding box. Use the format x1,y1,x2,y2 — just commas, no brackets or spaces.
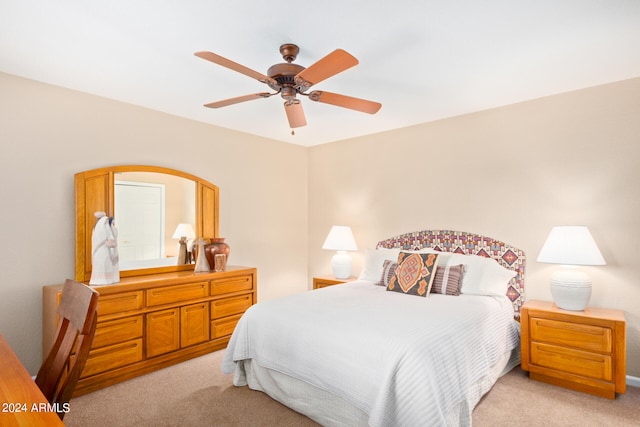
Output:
114,171,196,271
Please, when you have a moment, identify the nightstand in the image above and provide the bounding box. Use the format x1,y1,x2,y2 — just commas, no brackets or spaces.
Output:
520,300,626,399
312,276,356,289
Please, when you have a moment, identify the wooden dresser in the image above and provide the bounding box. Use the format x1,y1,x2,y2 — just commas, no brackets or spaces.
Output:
43,266,256,396
520,300,626,399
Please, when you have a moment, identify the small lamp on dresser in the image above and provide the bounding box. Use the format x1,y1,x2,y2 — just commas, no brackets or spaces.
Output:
322,225,358,279
172,223,196,264
536,226,606,311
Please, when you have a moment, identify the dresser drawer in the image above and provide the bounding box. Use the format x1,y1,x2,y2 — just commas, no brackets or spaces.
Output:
93,315,143,349
531,342,613,381
98,291,144,316
211,314,242,339
211,294,252,319
210,274,253,295
530,317,612,353
82,339,144,377
146,282,208,307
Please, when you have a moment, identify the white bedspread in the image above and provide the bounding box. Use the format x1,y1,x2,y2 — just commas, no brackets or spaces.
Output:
222,280,519,426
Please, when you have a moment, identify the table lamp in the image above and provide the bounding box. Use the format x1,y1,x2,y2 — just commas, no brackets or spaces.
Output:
322,225,358,279
536,226,605,311
172,223,196,264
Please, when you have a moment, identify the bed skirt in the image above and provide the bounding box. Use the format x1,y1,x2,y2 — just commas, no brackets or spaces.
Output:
233,345,520,427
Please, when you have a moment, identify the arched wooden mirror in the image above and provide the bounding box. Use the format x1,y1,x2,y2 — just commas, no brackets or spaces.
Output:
75,165,219,282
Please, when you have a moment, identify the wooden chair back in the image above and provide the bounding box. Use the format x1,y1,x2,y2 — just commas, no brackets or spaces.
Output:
35,279,99,420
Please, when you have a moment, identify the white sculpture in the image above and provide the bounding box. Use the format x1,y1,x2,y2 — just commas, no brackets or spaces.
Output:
90,211,120,285
194,237,210,273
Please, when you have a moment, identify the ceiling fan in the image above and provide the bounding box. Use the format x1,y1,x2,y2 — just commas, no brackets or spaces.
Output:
195,44,382,129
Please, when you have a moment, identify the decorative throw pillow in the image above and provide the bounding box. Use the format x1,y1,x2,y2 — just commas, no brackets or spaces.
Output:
431,264,465,296
379,260,464,296
378,259,397,286
386,252,439,297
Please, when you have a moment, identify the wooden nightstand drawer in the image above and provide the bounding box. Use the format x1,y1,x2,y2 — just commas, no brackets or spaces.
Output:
530,318,612,353
313,276,355,289
531,342,612,381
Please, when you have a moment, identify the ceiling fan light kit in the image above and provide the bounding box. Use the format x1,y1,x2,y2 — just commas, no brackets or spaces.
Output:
195,43,381,129
284,99,307,128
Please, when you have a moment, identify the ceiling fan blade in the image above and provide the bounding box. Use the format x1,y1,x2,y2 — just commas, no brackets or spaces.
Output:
284,100,307,128
204,92,272,108
308,91,381,114
294,49,358,91
195,51,274,85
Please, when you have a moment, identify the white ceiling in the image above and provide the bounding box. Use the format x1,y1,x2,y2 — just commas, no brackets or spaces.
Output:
2,1,640,147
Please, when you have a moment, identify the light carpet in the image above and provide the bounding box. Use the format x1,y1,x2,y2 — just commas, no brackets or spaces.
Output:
64,350,640,426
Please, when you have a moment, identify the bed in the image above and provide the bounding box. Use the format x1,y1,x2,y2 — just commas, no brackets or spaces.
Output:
221,230,526,426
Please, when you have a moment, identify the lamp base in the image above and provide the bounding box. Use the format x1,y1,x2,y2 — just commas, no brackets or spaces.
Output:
331,251,352,279
550,267,591,311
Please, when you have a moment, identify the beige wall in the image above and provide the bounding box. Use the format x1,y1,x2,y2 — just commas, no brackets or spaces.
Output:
2,71,639,380
0,72,309,374
309,77,640,377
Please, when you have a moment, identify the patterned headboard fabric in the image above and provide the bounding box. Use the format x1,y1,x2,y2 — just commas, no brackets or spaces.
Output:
376,230,526,317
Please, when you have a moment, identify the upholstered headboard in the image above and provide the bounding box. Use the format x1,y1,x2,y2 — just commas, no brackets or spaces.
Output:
376,230,526,317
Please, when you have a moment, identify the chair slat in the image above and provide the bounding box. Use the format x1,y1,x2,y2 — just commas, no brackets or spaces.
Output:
35,279,99,420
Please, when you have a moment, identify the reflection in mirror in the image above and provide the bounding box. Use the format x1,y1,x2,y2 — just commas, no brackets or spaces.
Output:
114,172,196,271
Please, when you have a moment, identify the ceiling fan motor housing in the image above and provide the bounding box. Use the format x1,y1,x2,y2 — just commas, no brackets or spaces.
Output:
267,62,305,95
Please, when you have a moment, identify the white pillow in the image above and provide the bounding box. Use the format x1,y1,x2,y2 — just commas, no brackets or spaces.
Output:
458,254,516,296
419,249,516,296
358,248,401,282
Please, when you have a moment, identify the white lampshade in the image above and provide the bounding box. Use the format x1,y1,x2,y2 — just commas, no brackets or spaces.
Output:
537,226,605,266
537,226,605,311
322,226,358,279
322,226,358,251
172,223,196,240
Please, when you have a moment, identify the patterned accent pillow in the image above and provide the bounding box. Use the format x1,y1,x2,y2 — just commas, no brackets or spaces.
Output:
378,259,397,286
386,252,439,297
379,260,465,296
431,264,465,296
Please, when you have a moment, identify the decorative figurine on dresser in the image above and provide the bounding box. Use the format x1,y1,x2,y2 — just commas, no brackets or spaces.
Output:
42,165,257,396
194,237,211,273
90,211,120,285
